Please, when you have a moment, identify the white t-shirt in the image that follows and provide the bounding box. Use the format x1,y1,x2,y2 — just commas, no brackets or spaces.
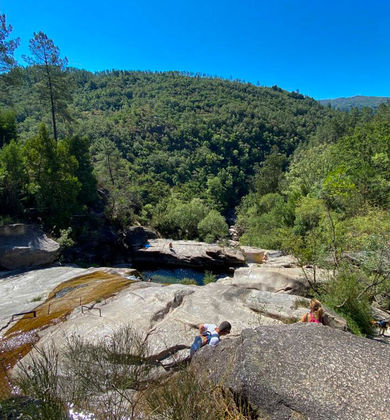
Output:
203,324,220,346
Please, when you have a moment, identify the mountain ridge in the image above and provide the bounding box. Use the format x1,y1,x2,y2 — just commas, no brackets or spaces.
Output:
319,95,390,110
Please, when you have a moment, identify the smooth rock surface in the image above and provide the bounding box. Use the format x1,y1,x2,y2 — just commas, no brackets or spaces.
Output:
218,263,308,294
133,239,245,268
0,224,60,270
13,275,347,370
0,265,139,335
21,281,283,367
194,323,390,420
239,246,268,263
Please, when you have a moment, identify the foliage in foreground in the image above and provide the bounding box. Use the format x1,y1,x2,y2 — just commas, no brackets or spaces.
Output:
143,366,252,420
6,325,253,419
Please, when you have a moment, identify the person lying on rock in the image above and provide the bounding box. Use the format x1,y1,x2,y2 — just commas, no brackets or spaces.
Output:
190,321,231,356
301,299,324,324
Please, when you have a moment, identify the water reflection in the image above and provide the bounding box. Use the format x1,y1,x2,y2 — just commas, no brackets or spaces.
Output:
140,267,230,285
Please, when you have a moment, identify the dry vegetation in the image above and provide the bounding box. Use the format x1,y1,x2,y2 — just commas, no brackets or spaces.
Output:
1,326,256,419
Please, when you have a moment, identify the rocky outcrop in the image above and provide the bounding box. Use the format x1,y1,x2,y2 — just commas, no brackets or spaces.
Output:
218,263,309,295
0,224,60,270
244,290,346,330
7,266,345,369
239,246,269,263
218,250,329,295
194,324,390,420
133,239,245,268
123,226,159,250
0,265,139,333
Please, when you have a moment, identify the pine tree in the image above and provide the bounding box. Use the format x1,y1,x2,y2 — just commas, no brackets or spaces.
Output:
0,13,19,72
24,32,71,140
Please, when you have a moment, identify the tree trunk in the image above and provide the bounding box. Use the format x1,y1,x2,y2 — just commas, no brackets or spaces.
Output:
45,64,57,141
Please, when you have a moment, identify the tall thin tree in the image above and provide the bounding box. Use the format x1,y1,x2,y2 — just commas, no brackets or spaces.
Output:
25,32,71,141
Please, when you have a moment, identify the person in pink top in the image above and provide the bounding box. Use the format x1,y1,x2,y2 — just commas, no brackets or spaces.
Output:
301,299,324,324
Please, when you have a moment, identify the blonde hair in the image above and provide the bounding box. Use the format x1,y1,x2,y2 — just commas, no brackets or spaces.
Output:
309,299,324,322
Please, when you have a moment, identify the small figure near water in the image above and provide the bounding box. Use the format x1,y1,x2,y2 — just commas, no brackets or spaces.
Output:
168,241,176,253
301,299,324,324
190,321,231,356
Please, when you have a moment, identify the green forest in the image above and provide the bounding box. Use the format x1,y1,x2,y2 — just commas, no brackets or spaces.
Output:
1,16,390,334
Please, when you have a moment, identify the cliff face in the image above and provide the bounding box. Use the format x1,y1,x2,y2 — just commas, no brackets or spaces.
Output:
193,323,390,420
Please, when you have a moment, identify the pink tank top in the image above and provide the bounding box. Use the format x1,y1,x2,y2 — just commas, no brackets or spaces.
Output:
309,313,321,324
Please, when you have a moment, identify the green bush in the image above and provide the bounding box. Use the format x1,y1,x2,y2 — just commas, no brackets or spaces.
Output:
203,271,217,285
14,325,153,419
181,277,198,285
143,366,252,420
57,227,75,249
319,269,373,336
198,209,228,243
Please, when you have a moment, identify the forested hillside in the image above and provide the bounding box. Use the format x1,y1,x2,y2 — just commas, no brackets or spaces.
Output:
1,66,340,240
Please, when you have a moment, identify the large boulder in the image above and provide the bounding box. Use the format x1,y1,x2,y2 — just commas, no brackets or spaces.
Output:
194,324,390,420
133,239,245,268
0,224,60,270
218,263,309,295
123,226,159,250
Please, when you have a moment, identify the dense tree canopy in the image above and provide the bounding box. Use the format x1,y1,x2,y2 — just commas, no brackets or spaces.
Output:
1,68,339,231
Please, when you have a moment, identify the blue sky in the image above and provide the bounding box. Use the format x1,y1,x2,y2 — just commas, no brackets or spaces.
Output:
2,0,390,99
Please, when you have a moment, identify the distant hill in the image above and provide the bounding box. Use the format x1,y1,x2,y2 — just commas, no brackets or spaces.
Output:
319,95,390,111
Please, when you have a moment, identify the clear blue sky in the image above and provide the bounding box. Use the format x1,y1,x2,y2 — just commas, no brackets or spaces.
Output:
2,0,390,99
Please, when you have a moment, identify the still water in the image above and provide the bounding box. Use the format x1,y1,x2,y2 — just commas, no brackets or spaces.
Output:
139,267,230,285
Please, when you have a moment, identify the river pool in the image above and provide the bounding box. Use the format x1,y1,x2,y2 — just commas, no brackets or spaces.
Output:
139,267,231,285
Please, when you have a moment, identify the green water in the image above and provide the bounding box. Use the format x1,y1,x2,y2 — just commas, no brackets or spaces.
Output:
140,267,229,285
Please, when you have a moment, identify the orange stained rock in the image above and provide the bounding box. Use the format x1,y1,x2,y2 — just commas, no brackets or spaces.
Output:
0,270,135,400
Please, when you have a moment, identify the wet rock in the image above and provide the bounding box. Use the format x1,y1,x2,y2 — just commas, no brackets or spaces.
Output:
0,224,60,270
0,265,140,333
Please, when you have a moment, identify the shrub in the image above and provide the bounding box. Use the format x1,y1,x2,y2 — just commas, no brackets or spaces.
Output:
319,269,373,336
143,366,253,420
14,345,68,419
203,271,217,285
181,277,198,285
13,325,153,419
10,325,256,419
57,227,75,249
198,209,228,243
